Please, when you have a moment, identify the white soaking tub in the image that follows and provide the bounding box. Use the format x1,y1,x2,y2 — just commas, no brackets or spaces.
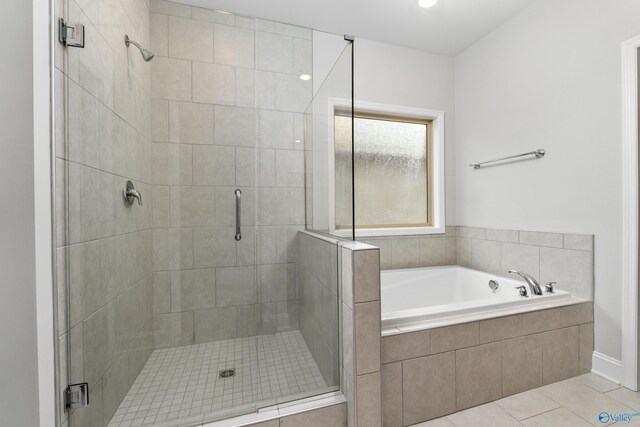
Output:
381,266,586,333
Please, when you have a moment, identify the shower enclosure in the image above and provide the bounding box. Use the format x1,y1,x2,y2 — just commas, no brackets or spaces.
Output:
53,0,353,426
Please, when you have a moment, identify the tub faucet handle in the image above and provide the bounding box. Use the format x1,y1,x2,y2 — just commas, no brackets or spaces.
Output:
545,281,556,293
515,285,528,298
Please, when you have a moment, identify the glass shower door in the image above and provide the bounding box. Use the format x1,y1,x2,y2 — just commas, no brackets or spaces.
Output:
54,0,351,425
52,2,267,425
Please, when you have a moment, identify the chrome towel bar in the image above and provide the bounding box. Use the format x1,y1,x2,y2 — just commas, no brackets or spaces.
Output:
470,149,545,170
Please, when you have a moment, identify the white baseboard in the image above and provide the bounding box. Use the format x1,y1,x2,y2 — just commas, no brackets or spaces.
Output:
592,351,622,384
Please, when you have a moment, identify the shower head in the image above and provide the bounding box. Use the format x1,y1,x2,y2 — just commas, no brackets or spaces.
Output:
124,35,155,62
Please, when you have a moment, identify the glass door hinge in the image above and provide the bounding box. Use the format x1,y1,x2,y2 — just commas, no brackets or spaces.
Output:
58,18,85,48
65,383,89,410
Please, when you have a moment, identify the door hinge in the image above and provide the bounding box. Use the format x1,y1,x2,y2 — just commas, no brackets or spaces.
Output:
58,18,85,48
65,383,89,410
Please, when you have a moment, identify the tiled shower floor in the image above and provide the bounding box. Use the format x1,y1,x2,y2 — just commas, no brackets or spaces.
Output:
107,331,328,427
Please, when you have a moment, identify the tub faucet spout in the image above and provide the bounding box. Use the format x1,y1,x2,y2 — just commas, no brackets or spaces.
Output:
508,270,543,295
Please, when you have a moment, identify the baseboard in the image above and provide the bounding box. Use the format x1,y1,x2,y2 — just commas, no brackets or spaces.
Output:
592,351,622,384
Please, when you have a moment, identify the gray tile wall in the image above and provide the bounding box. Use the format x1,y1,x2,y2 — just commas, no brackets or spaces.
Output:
362,226,594,300
381,303,594,426
55,0,154,426
298,232,340,387
148,0,312,347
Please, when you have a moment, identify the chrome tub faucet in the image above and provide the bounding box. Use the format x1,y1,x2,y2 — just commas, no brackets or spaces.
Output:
508,270,543,295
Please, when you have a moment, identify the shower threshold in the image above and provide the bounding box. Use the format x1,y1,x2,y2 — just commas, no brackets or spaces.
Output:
107,330,328,426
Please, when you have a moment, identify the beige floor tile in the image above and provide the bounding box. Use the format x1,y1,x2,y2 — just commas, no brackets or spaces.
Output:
539,378,633,425
606,387,640,411
573,373,620,393
496,389,560,421
411,417,455,426
447,403,522,427
521,408,591,427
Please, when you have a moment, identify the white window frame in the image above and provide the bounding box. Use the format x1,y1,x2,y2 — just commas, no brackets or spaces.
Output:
327,99,446,238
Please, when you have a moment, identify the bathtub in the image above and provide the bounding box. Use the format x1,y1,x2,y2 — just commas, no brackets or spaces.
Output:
381,266,585,332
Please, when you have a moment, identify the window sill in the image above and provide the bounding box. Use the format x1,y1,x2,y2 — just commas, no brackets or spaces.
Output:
333,225,446,238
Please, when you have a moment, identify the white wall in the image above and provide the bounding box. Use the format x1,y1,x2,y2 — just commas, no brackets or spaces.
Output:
0,0,40,425
313,35,456,224
454,0,640,362
356,39,456,224
313,31,349,96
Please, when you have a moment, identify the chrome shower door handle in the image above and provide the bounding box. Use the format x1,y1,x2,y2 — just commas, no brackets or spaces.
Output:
235,189,242,241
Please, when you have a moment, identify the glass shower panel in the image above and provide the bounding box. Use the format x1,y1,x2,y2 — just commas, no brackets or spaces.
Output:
304,43,354,239
253,25,344,409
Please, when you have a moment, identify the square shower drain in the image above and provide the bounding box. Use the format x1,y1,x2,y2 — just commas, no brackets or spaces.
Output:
218,368,236,379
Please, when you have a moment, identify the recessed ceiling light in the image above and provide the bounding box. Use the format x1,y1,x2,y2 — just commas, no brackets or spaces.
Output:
418,0,438,8
299,74,311,81
217,10,232,15
294,139,302,143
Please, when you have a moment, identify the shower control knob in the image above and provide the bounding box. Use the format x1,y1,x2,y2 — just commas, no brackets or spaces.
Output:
122,180,142,207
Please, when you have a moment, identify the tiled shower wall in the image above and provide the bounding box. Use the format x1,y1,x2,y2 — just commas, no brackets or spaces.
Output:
55,0,153,426
361,225,594,299
148,0,313,347
298,232,340,385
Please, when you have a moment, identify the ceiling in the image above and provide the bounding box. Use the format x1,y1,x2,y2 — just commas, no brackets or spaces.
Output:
173,0,535,56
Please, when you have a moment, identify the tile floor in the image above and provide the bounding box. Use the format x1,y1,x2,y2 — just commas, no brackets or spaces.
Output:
416,373,640,427
108,331,328,427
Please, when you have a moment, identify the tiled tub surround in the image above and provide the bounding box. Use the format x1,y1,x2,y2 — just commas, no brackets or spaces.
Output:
361,225,594,300
149,0,312,346
381,302,594,426
55,0,154,426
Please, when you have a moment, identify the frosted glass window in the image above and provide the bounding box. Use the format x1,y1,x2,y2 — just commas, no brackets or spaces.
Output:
335,114,432,229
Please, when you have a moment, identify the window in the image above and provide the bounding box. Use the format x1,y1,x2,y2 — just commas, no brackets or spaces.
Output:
333,104,444,236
